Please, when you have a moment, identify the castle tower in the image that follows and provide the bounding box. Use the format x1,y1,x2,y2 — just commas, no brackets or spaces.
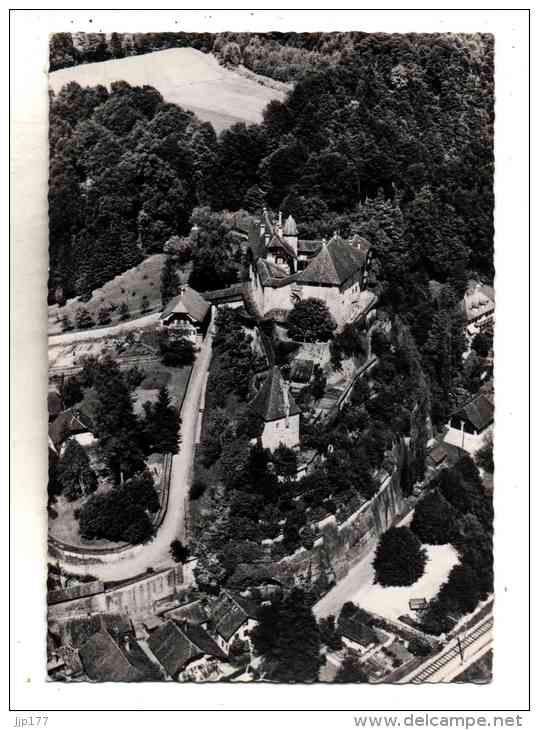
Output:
248,366,301,452
283,214,298,257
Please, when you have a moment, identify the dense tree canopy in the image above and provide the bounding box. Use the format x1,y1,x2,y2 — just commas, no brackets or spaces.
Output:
287,298,337,342
373,526,427,587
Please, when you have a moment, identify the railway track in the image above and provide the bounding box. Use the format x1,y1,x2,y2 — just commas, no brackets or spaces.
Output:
410,615,493,683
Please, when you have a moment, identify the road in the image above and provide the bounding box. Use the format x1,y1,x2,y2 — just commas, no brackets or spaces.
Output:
48,312,160,346
399,614,493,683
50,319,214,582
314,547,377,620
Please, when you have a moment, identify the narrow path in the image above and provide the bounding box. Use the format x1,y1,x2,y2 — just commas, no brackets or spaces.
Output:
49,312,160,346
50,318,214,582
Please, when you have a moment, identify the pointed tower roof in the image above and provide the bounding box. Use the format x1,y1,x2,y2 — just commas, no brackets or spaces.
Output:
283,215,297,237
249,366,301,422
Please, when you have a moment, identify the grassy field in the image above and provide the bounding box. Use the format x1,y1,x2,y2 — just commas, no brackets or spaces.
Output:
48,254,165,335
49,47,288,133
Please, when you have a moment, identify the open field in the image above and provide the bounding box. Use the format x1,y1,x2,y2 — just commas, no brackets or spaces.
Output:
48,254,166,335
49,47,289,133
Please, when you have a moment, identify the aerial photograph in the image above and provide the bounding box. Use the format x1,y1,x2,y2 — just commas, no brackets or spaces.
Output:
46,30,494,684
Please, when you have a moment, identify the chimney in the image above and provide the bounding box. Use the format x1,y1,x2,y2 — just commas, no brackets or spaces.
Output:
282,377,290,426
279,210,282,227
265,234,270,247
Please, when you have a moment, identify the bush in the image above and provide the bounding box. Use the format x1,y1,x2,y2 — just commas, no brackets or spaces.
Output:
170,539,190,563
159,332,196,367
407,638,431,657
286,298,337,342
75,307,95,330
97,306,112,326
190,478,207,500
119,302,130,321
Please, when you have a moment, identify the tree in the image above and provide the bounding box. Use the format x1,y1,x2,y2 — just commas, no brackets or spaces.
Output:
97,306,112,326
141,294,150,314
287,298,337,342
170,539,190,563
160,256,180,307
119,301,130,321
334,655,368,683
273,443,297,481
75,307,95,330
471,332,491,358
318,615,342,651
251,588,321,682
144,385,181,454
62,376,83,408
476,436,494,474
159,333,196,367
311,364,327,400
61,315,74,332
57,438,97,500
373,526,427,587
410,489,459,545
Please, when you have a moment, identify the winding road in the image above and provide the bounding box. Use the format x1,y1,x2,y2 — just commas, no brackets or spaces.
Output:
49,314,214,582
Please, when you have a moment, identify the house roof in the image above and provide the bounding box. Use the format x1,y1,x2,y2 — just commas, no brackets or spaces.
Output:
297,239,323,255
338,615,378,648
211,591,259,642
148,620,226,677
249,366,301,422
452,393,494,432
48,407,94,448
267,234,297,260
296,236,367,286
256,260,297,288
160,285,210,324
462,284,495,322
290,358,314,384
163,600,208,626
79,629,158,682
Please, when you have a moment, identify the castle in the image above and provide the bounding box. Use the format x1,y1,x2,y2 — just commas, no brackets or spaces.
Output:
247,209,372,327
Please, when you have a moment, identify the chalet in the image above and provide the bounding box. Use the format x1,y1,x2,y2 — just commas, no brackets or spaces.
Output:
160,285,211,343
247,209,372,327
444,391,494,454
249,366,301,452
338,614,380,655
209,590,259,655
462,282,495,335
148,619,230,682
48,407,96,452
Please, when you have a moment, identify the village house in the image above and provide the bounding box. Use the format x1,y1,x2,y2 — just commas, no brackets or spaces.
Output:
249,366,301,452
247,209,372,327
48,406,96,453
209,590,259,655
461,281,495,336
444,389,494,454
159,285,211,343
338,613,380,655
147,619,231,682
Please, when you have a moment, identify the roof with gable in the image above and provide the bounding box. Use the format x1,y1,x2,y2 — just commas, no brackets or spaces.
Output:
160,285,211,324
249,366,301,423
451,393,494,432
48,407,94,448
462,284,495,322
267,233,297,259
296,236,368,287
163,600,209,626
148,620,226,677
211,591,259,642
79,629,156,682
338,615,379,649
297,239,323,255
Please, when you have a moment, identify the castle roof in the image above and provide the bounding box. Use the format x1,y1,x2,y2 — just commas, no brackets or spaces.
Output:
283,215,297,236
249,366,301,422
160,285,210,324
296,236,368,286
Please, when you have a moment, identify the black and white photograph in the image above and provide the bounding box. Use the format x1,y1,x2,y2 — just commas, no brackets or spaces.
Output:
8,7,532,720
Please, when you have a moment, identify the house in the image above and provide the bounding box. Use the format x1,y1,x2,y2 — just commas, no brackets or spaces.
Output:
160,285,211,343
249,366,301,451
48,407,96,452
78,628,162,682
162,599,209,629
338,614,380,655
462,282,495,335
444,392,494,454
147,619,230,682
247,209,372,327
209,590,259,655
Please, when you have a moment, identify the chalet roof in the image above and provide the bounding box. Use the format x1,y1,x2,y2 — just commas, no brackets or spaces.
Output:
338,615,378,648
148,620,226,677
211,591,259,642
296,236,367,286
249,366,301,423
48,407,94,448
283,215,297,236
160,285,210,324
452,393,494,432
